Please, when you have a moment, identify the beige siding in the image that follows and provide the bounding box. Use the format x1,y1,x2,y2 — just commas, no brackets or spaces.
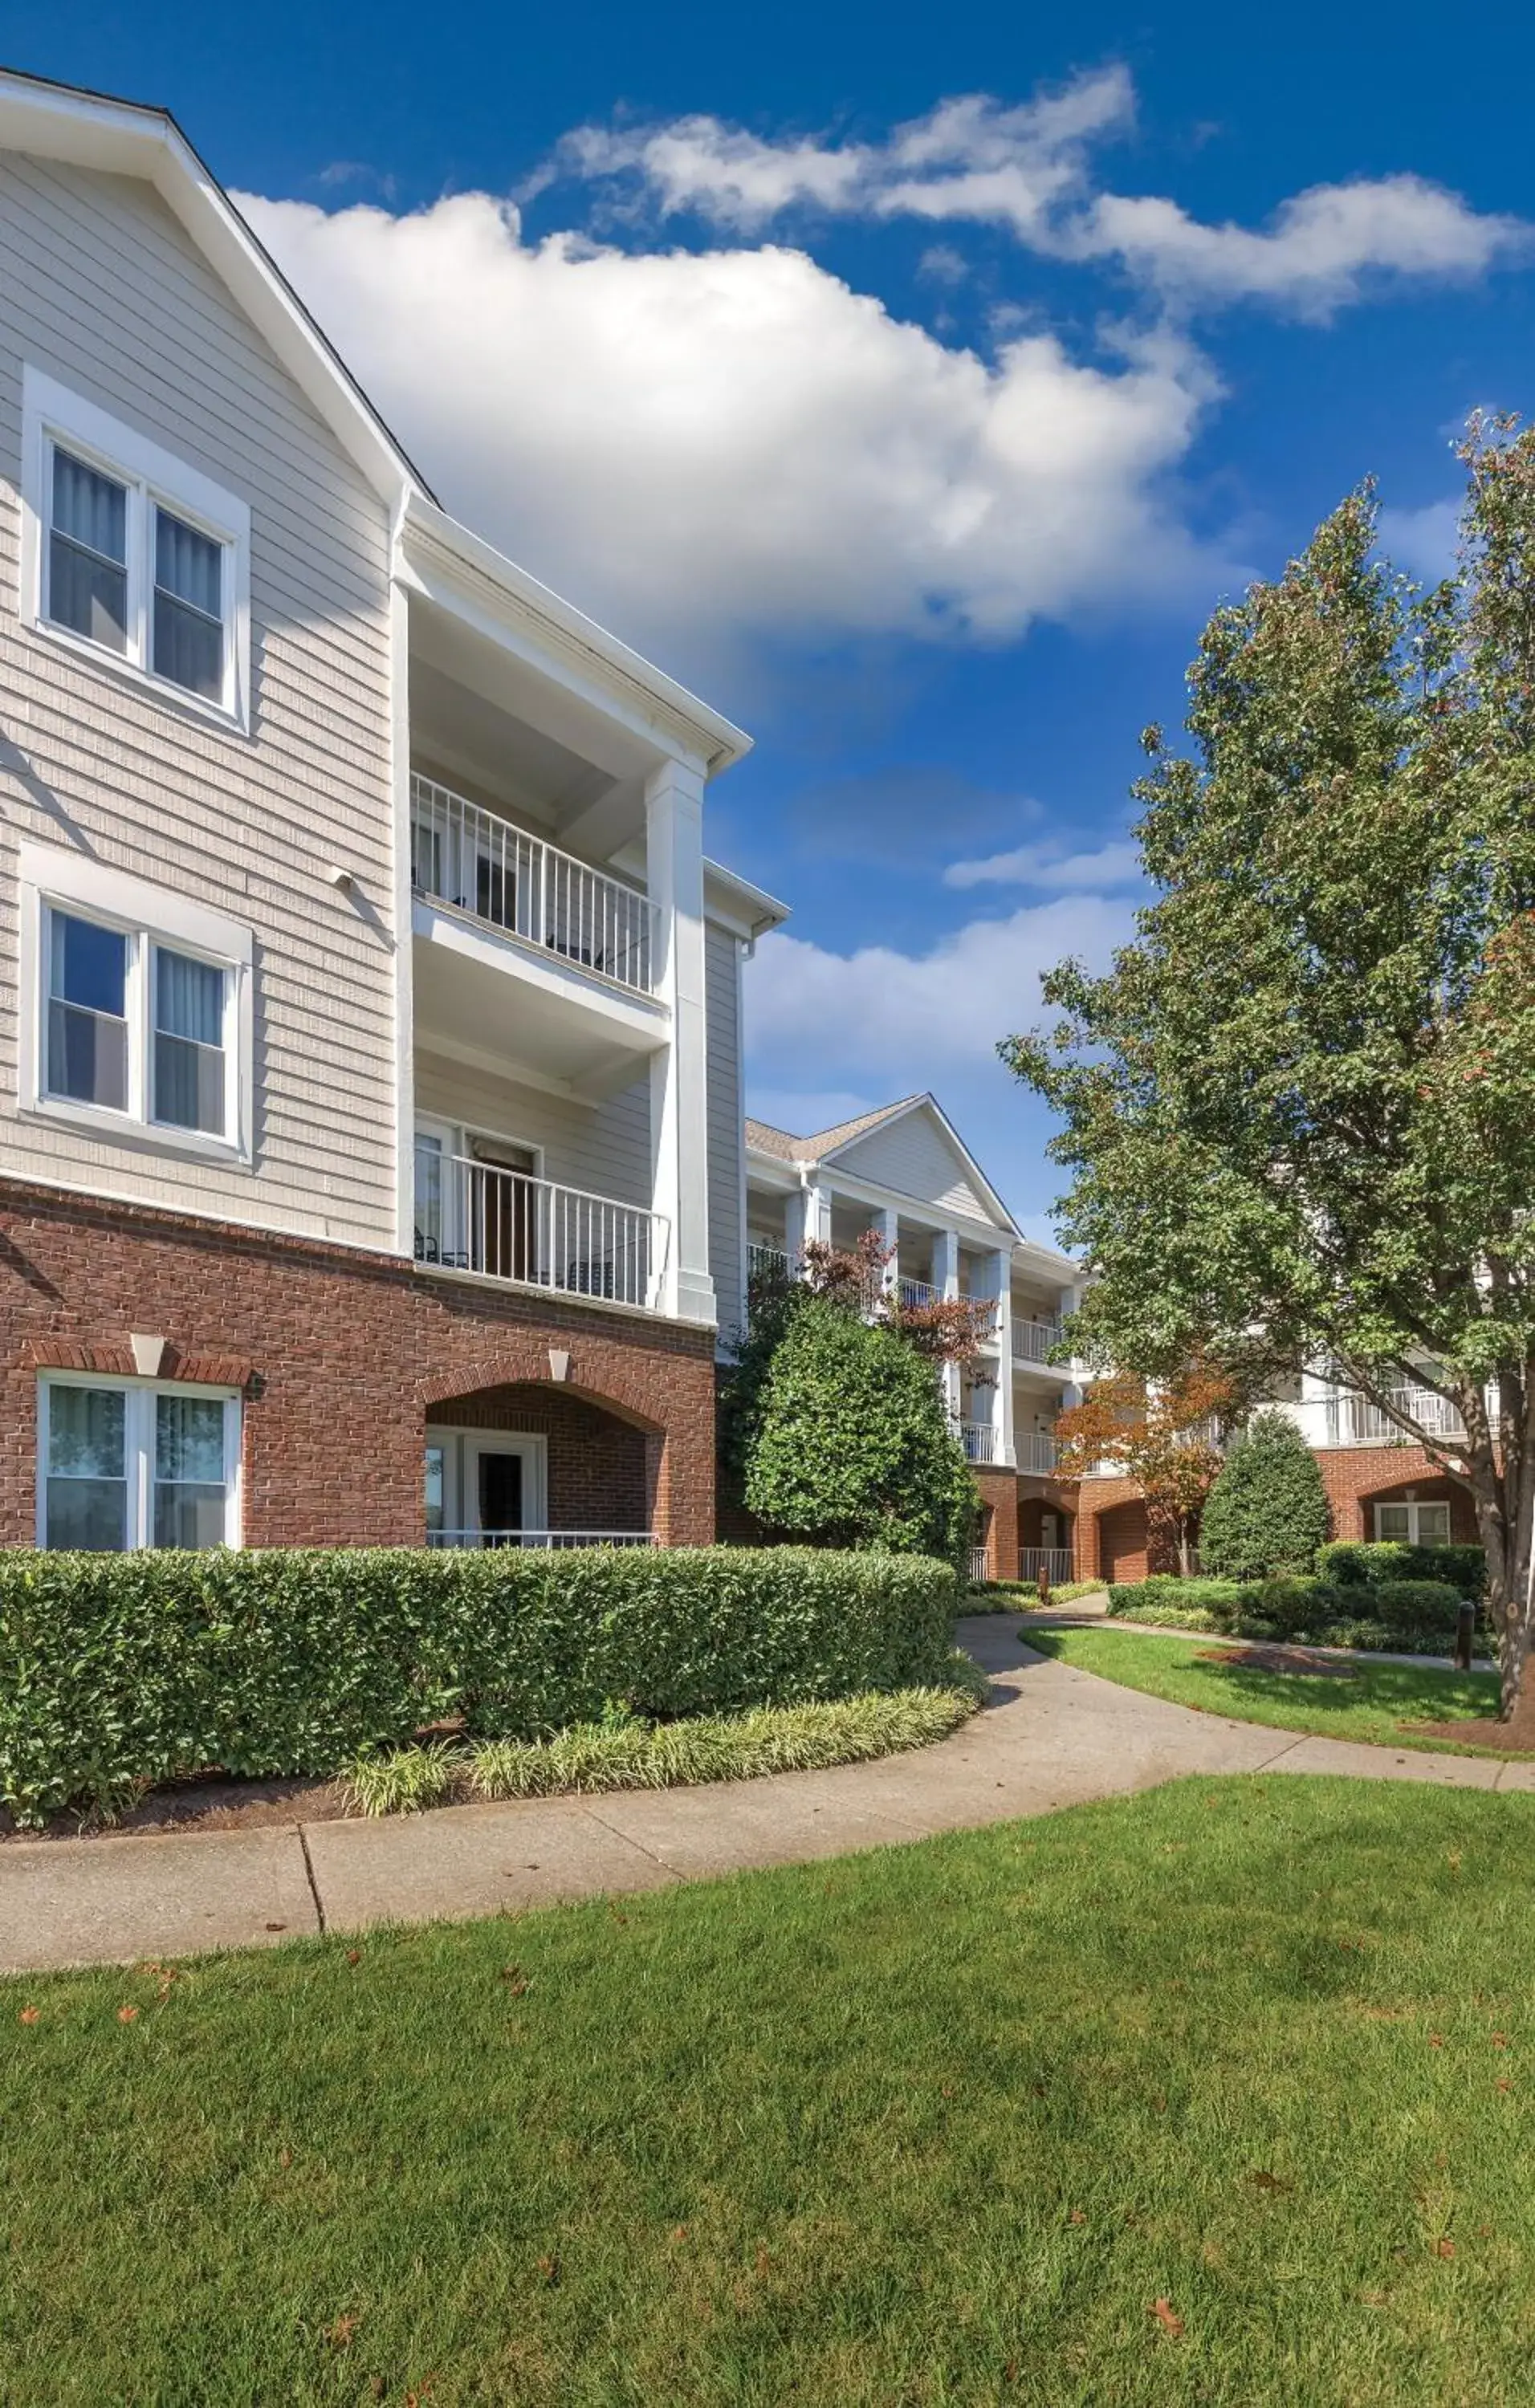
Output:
705,918,745,1343
0,157,397,1245
413,1051,651,1209
835,1109,998,1226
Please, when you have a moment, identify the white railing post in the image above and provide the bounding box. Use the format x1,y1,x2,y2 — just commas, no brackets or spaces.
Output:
645,759,715,1325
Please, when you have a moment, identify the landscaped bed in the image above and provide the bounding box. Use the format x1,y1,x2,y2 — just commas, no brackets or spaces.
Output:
1024,1625,1528,1758
6,1776,1535,2404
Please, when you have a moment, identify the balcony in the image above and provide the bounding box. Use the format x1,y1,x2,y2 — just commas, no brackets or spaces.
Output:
1017,1433,1060,1474
748,1242,790,1282
409,774,668,1099
1012,1318,1065,1366
1323,1388,1467,1448
899,1275,940,1310
415,1141,669,1312
427,1529,657,1549
960,1421,997,1464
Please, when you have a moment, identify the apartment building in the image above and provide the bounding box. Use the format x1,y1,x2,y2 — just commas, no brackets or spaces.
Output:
744,1096,1086,1582
745,1095,1481,1585
0,68,785,1555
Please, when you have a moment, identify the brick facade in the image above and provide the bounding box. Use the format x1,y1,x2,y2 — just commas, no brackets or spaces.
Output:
2,1179,716,1548
1070,1443,1480,1582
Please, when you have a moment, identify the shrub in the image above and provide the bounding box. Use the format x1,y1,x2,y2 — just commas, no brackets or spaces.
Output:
1198,1410,1331,1580
342,1674,984,1816
0,1544,959,1826
1317,1540,1485,1601
1107,1577,1244,1626
743,1297,976,1574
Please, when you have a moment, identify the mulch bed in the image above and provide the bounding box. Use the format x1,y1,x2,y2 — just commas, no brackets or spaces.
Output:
0,1775,349,1845
1408,1717,1533,1752
1193,1643,1361,1680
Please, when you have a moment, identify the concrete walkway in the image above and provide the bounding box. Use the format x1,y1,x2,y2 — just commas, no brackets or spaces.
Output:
4,1616,1531,1975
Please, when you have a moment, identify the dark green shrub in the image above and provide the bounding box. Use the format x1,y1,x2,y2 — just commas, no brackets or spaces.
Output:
0,1545,959,1825
1317,1541,1485,1600
743,1297,976,1573
1198,1410,1331,1580
1105,1577,1244,1628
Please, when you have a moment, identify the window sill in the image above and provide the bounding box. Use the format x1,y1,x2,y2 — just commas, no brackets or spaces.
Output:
25,614,250,740
22,1096,251,1169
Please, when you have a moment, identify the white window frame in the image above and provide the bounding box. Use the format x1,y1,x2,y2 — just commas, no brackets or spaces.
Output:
36,1373,243,1551
18,839,254,1165
20,365,251,732
1373,1499,1454,1546
426,1426,549,1539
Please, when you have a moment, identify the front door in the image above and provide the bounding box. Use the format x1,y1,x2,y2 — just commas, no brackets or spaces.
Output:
477,1449,523,1546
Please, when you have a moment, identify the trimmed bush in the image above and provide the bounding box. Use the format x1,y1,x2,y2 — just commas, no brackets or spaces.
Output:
1107,1577,1244,1625
1198,1410,1331,1580
743,1297,976,1574
1317,1540,1485,1601
1103,1571,1471,1654
0,1544,959,1826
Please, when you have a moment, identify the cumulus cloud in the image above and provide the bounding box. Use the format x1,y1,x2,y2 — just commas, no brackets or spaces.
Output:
241,189,1216,657
743,893,1134,1081
548,69,1526,317
1378,494,1462,583
943,836,1143,890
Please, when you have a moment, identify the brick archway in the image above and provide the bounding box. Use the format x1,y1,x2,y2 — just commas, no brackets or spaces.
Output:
418,1350,665,1434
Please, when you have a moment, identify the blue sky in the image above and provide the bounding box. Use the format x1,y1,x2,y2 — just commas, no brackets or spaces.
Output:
14,2,1535,1241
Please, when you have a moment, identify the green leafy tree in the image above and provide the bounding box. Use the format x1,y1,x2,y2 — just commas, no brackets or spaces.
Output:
1007,417,1535,1728
735,1294,975,1573
1199,1410,1331,1580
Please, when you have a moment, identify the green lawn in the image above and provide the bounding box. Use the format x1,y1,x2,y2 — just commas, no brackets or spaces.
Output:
1026,1625,1517,1758
7,1780,1535,2405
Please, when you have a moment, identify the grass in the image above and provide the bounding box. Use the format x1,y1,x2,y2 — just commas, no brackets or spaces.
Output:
341,1674,984,1816
7,1777,1535,2404
1026,1625,1518,1756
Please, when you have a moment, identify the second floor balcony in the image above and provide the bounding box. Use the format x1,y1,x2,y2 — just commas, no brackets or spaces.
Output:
1012,1316,1065,1367
1322,1387,1468,1448
414,1138,669,1312
409,774,669,1100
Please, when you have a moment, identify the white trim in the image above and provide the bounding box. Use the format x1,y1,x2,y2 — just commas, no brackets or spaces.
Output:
36,1369,242,1550
389,575,416,1255
1373,1499,1454,1545
426,1424,549,1536
17,839,254,1164
22,366,252,732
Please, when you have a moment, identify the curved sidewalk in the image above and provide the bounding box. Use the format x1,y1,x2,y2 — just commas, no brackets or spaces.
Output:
4,1616,1531,1975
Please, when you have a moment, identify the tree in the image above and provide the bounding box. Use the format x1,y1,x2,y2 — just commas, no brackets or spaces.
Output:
743,1296,977,1572
1007,417,1535,1727
1199,1410,1331,1580
1052,1364,1232,1576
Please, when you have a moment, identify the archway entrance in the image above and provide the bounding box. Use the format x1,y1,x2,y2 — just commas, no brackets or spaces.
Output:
425,1381,657,1548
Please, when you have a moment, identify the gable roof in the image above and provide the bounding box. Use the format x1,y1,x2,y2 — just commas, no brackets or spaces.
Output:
0,65,430,510
745,1096,918,1165
746,1091,1030,1241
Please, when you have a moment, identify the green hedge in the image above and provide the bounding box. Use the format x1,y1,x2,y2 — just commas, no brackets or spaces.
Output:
0,1545,959,1825
1105,1572,1476,1653
1317,1540,1485,1601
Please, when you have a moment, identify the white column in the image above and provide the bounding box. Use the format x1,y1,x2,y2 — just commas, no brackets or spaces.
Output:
645,759,715,1324
991,1247,1015,1467
875,1206,899,1300
932,1228,960,1425
784,1178,830,1271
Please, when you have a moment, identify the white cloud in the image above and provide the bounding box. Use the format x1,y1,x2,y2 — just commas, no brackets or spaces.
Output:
548,72,1526,317
1378,494,1461,584
743,893,1134,1081
240,190,1216,657
943,836,1143,890
1073,177,1528,318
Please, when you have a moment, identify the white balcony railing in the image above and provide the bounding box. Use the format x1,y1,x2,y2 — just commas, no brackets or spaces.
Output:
427,1528,658,1550
1324,1388,1467,1448
748,1242,790,1282
1012,1318,1064,1365
1020,1546,1074,1585
960,1421,997,1463
415,1145,668,1311
899,1275,940,1310
1017,1433,1060,1474
410,774,659,997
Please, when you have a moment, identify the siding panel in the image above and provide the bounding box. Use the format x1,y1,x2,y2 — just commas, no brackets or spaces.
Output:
0,156,397,1247
834,1108,996,1224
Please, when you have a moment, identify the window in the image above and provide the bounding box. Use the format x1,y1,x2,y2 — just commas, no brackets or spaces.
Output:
1374,1500,1452,1546
20,842,252,1159
23,368,250,727
39,1378,240,1551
